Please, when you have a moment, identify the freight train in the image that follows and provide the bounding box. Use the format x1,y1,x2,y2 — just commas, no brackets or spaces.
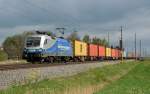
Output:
23,31,134,63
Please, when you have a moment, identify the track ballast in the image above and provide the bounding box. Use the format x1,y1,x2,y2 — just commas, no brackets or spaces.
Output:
0,61,108,71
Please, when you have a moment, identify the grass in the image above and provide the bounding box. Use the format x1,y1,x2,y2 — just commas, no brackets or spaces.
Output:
0,61,138,94
95,61,150,94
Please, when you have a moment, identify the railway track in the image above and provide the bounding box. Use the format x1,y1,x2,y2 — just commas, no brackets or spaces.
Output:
0,60,134,71
0,61,106,71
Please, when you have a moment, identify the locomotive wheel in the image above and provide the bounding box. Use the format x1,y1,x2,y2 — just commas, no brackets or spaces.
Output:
40,58,45,63
27,58,35,64
47,56,54,63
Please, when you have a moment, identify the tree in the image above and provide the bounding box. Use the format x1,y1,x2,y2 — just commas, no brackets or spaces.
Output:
83,35,91,43
91,37,109,46
0,49,8,61
101,38,109,46
92,37,101,45
3,35,23,59
67,31,80,41
3,31,34,59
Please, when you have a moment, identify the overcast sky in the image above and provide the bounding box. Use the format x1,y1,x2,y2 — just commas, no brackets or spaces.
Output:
0,0,150,55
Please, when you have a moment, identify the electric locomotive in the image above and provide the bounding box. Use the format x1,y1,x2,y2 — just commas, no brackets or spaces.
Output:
23,32,73,62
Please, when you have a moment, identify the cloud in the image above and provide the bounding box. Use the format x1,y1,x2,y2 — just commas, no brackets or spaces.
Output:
0,0,150,55
0,0,150,27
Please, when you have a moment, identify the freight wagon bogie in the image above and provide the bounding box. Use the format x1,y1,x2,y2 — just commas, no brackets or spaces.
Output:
73,56,87,62
86,56,98,61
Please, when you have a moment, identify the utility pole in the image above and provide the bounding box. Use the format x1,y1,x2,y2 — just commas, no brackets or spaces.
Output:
145,48,147,57
135,33,137,61
120,26,123,63
120,26,123,49
140,40,141,58
143,48,145,58
108,32,110,47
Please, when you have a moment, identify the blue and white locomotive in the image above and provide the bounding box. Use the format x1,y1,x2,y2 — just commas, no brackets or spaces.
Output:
23,32,73,62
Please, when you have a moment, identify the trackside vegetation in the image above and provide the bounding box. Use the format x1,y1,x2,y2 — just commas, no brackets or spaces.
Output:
0,61,139,94
0,50,8,61
95,61,150,94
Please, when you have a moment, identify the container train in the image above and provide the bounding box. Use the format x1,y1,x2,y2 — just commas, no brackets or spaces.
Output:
23,31,134,63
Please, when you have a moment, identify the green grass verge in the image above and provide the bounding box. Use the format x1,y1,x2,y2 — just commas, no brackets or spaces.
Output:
0,62,138,94
95,61,150,94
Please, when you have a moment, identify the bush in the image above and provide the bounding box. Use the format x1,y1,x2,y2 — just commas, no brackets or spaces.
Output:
0,50,8,61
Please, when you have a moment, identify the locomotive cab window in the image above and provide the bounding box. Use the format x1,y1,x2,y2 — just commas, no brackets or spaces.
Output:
26,37,41,47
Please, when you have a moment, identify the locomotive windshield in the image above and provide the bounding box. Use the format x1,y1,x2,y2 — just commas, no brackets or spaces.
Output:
26,37,41,47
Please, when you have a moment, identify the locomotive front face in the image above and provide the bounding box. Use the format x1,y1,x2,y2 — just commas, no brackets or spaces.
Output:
23,35,45,59
25,35,45,50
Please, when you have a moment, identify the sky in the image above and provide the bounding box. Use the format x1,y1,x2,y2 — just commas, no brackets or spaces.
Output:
0,0,150,56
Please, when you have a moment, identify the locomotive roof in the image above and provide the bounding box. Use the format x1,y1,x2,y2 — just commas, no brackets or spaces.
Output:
27,34,49,37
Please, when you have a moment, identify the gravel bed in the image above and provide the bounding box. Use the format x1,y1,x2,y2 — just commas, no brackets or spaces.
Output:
0,61,119,90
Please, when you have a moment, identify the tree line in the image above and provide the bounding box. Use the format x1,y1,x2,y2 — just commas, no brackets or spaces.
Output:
2,31,109,60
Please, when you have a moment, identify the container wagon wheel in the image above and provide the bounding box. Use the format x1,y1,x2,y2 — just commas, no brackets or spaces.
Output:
81,57,85,62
